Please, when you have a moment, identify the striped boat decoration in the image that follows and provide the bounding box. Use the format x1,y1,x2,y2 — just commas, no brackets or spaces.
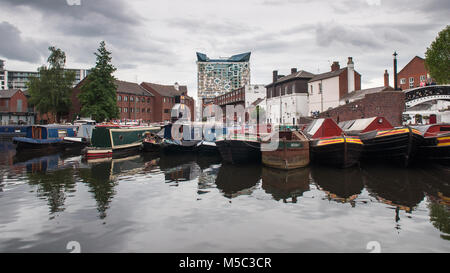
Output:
437,136,450,147
346,137,363,145
317,138,345,146
375,128,409,138
216,134,259,142
411,129,422,135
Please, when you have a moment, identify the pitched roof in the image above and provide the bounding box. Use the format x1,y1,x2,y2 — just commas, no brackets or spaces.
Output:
141,82,188,97
308,68,347,82
266,70,315,87
398,56,425,74
115,80,154,96
340,86,394,102
0,89,21,98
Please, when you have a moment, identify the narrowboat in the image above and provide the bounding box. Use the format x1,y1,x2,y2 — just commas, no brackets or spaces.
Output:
304,118,363,168
196,140,219,155
12,125,78,151
159,123,202,154
0,125,30,139
261,129,309,170
339,117,423,167
62,123,95,150
411,123,450,162
215,133,261,164
83,125,160,159
142,132,163,152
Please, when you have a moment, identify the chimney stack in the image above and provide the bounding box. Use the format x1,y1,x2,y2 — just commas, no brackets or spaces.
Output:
291,68,297,74
273,70,278,83
331,61,340,72
384,69,389,87
174,82,179,91
347,57,355,93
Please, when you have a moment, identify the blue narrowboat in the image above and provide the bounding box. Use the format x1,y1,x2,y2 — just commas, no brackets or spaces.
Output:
0,125,31,139
12,125,78,151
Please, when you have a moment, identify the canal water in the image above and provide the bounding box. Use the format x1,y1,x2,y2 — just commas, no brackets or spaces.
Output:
0,141,449,252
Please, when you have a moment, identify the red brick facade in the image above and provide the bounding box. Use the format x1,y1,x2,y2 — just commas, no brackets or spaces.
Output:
397,56,430,90
68,79,155,123
0,89,28,112
140,82,195,122
319,91,405,126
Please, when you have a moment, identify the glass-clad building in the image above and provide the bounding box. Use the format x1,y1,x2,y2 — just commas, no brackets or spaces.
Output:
196,52,251,100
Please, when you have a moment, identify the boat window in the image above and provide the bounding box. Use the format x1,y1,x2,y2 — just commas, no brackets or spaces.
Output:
58,129,68,138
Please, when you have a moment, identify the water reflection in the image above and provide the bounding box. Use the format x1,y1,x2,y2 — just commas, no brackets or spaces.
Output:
311,166,364,205
362,165,425,213
261,167,310,203
215,164,261,199
1,141,450,252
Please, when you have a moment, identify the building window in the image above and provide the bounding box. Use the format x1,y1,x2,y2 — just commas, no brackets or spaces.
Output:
118,107,121,112
400,78,406,84
124,108,128,113
319,83,322,94
310,85,313,94
118,95,122,101
409,77,414,88
124,96,128,102
420,75,426,82
130,96,134,102
136,108,139,113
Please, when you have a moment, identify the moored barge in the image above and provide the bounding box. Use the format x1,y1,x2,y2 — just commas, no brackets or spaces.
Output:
339,117,423,167
304,118,363,168
261,129,309,170
411,123,450,162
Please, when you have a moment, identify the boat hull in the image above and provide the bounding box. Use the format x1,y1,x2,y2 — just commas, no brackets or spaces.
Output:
262,140,309,170
13,137,64,151
197,141,219,155
161,139,200,153
216,139,261,164
416,135,450,162
359,128,423,166
142,140,161,152
310,136,363,168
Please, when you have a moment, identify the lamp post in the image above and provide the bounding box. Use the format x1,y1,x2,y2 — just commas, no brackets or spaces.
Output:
393,51,398,91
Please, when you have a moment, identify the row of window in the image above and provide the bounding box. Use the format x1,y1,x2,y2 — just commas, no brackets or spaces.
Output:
267,83,298,97
118,95,151,103
400,75,426,88
119,107,152,113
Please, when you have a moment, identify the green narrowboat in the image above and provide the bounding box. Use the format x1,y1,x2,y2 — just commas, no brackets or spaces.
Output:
84,125,161,158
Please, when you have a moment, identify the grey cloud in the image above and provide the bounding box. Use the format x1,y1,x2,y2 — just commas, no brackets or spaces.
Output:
0,21,48,63
167,18,256,36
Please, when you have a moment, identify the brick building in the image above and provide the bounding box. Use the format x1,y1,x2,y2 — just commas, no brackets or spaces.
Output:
319,91,405,126
0,89,35,125
308,57,361,114
140,82,195,122
69,79,155,123
266,68,315,124
397,56,433,90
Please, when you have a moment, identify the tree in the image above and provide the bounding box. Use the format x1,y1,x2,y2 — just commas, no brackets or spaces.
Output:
425,25,450,84
28,47,76,123
78,41,118,122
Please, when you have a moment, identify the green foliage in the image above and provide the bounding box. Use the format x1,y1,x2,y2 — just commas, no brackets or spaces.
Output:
78,41,119,122
27,46,76,122
429,202,450,241
425,25,450,84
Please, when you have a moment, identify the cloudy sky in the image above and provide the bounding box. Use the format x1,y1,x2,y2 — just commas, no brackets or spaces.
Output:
0,0,448,100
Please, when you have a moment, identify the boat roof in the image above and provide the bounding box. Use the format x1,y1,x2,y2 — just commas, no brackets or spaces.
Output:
304,118,343,138
339,117,393,133
411,123,450,135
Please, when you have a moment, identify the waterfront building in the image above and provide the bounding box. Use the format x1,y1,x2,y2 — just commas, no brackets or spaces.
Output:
266,68,315,125
0,89,35,125
141,82,195,122
0,60,90,90
308,57,361,115
397,56,434,90
212,84,266,113
196,52,251,101
69,79,155,124
0,60,7,90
